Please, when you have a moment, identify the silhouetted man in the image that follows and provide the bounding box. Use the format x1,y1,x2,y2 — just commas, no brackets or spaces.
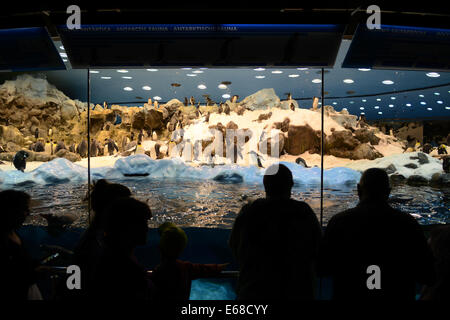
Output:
319,168,435,300
229,163,322,300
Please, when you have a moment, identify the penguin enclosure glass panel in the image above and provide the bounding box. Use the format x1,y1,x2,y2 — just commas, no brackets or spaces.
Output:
0,69,90,228
322,61,450,225
90,68,323,227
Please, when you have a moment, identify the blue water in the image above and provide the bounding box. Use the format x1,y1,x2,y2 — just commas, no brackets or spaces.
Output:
17,178,450,228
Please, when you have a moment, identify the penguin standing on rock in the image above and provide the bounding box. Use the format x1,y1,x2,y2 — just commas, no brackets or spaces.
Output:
224,103,231,115
184,97,189,106
218,104,223,114
190,96,196,106
13,150,29,172
231,95,239,103
290,102,295,111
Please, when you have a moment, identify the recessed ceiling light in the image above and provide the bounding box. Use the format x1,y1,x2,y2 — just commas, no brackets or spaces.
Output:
437,101,443,104
342,108,348,111
142,86,152,90
123,87,133,91
374,106,380,109
343,79,354,84
255,75,265,79
89,70,99,74
419,94,425,98
101,76,111,80
122,76,132,79
378,111,383,114
59,52,67,58
192,70,204,74
153,96,162,101
117,69,128,73
288,74,300,78
360,112,365,115
420,101,426,105
146,69,158,72
197,84,207,90
382,80,394,85
427,108,433,111
59,46,65,50
297,68,308,70
332,102,337,105
186,74,197,77
376,98,381,101
446,107,450,110
218,84,227,89
406,103,411,106
271,70,283,74
254,67,265,71
62,59,68,62
358,68,371,71
360,107,365,110
362,99,367,102
391,97,396,100
181,67,192,70
312,79,322,83
389,104,394,108
426,72,440,78
349,101,354,104
434,92,440,95
222,94,231,99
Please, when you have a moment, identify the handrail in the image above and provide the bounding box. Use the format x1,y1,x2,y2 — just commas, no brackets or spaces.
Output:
37,266,240,279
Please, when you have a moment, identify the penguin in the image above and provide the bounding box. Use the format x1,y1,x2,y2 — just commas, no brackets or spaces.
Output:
34,128,39,139
438,144,448,155
77,140,88,158
44,140,51,154
138,130,144,144
55,141,66,154
190,96,196,106
13,150,29,172
312,97,319,110
131,132,135,141
48,128,53,138
184,97,189,106
218,104,223,114
197,102,201,109
205,112,210,123
148,98,152,106
168,140,177,157
152,131,158,141
287,93,292,101
248,151,264,168
231,95,239,103
34,140,45,152
195,110,200,118
90,139,99,157
135,142,145,155
224,103,231,115
50,139,54,155
105,138,119,156
69,143,76,153
290,102,295,111
103,101,108,109
154,101,159,109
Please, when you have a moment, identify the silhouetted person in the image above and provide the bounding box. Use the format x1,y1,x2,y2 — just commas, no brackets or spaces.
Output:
90,197,154,300
229,163,322,300
421,225,450,301
13,150,29,172
151,222,228,300
68,180,132,299
0,190,42,300
319,168,435,300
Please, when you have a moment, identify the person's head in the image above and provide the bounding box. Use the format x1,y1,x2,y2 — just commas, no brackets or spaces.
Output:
158,222,188,260
90,179,132,227
357,168,391,202
104,197,152,250
0,190,31,235
263,163,294,199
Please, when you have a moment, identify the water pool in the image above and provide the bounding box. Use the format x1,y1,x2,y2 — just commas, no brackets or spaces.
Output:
17,178,450,228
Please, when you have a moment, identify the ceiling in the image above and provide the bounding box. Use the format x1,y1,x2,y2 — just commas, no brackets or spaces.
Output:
1,39,449,120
